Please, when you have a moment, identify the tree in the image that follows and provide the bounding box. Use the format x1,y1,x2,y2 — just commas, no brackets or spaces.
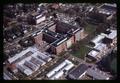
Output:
96,23,107,34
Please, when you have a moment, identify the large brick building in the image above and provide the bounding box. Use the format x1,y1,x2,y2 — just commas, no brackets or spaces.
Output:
32,21,85,55
50,37,68,55
48,21,85,55
34,32,43,46
33,30,43,46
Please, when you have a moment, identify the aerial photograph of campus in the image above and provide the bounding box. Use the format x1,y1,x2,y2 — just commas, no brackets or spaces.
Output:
3,3,117,80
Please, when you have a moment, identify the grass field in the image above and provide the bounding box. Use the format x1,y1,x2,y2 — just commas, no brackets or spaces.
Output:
71,46,91,59
70,41,91,59
84,23,97,34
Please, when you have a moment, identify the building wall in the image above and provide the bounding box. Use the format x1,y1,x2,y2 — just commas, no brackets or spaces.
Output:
74,28,85,42
48,24,56,32
50,36,75,55
56,42,67,55
74,30,81,42
34,33,43,46
66,36,75,48
79,29,85,39
50,46,56,54
36,16,46,24
51,42,67,55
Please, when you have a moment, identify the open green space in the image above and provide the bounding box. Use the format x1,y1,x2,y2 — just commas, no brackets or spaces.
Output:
84,23,100,47
69,23,97,59
70,41,91,59
110,58,117,74
84,23,97,34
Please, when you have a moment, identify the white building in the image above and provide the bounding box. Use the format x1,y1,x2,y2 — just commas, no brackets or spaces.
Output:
101,29,117,40
91,35,105,46
94,43,107,52
91,29,117,47
88,50,100,60
8,46,52,76
46,60,74,80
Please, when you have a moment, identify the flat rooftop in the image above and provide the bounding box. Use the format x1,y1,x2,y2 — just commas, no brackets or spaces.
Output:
100,4,116,12
69,64,88,79
86,67,111,80
44,22,80,47
56,21,81,35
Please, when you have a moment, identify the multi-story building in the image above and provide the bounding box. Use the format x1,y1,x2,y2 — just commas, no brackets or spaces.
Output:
33,30,43,46
32,21,85,55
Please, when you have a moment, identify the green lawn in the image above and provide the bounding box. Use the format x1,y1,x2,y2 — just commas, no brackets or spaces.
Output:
70,41,91,59
72,46,90,59
84,23,97,34
69,23,97,59
110,58,117,74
